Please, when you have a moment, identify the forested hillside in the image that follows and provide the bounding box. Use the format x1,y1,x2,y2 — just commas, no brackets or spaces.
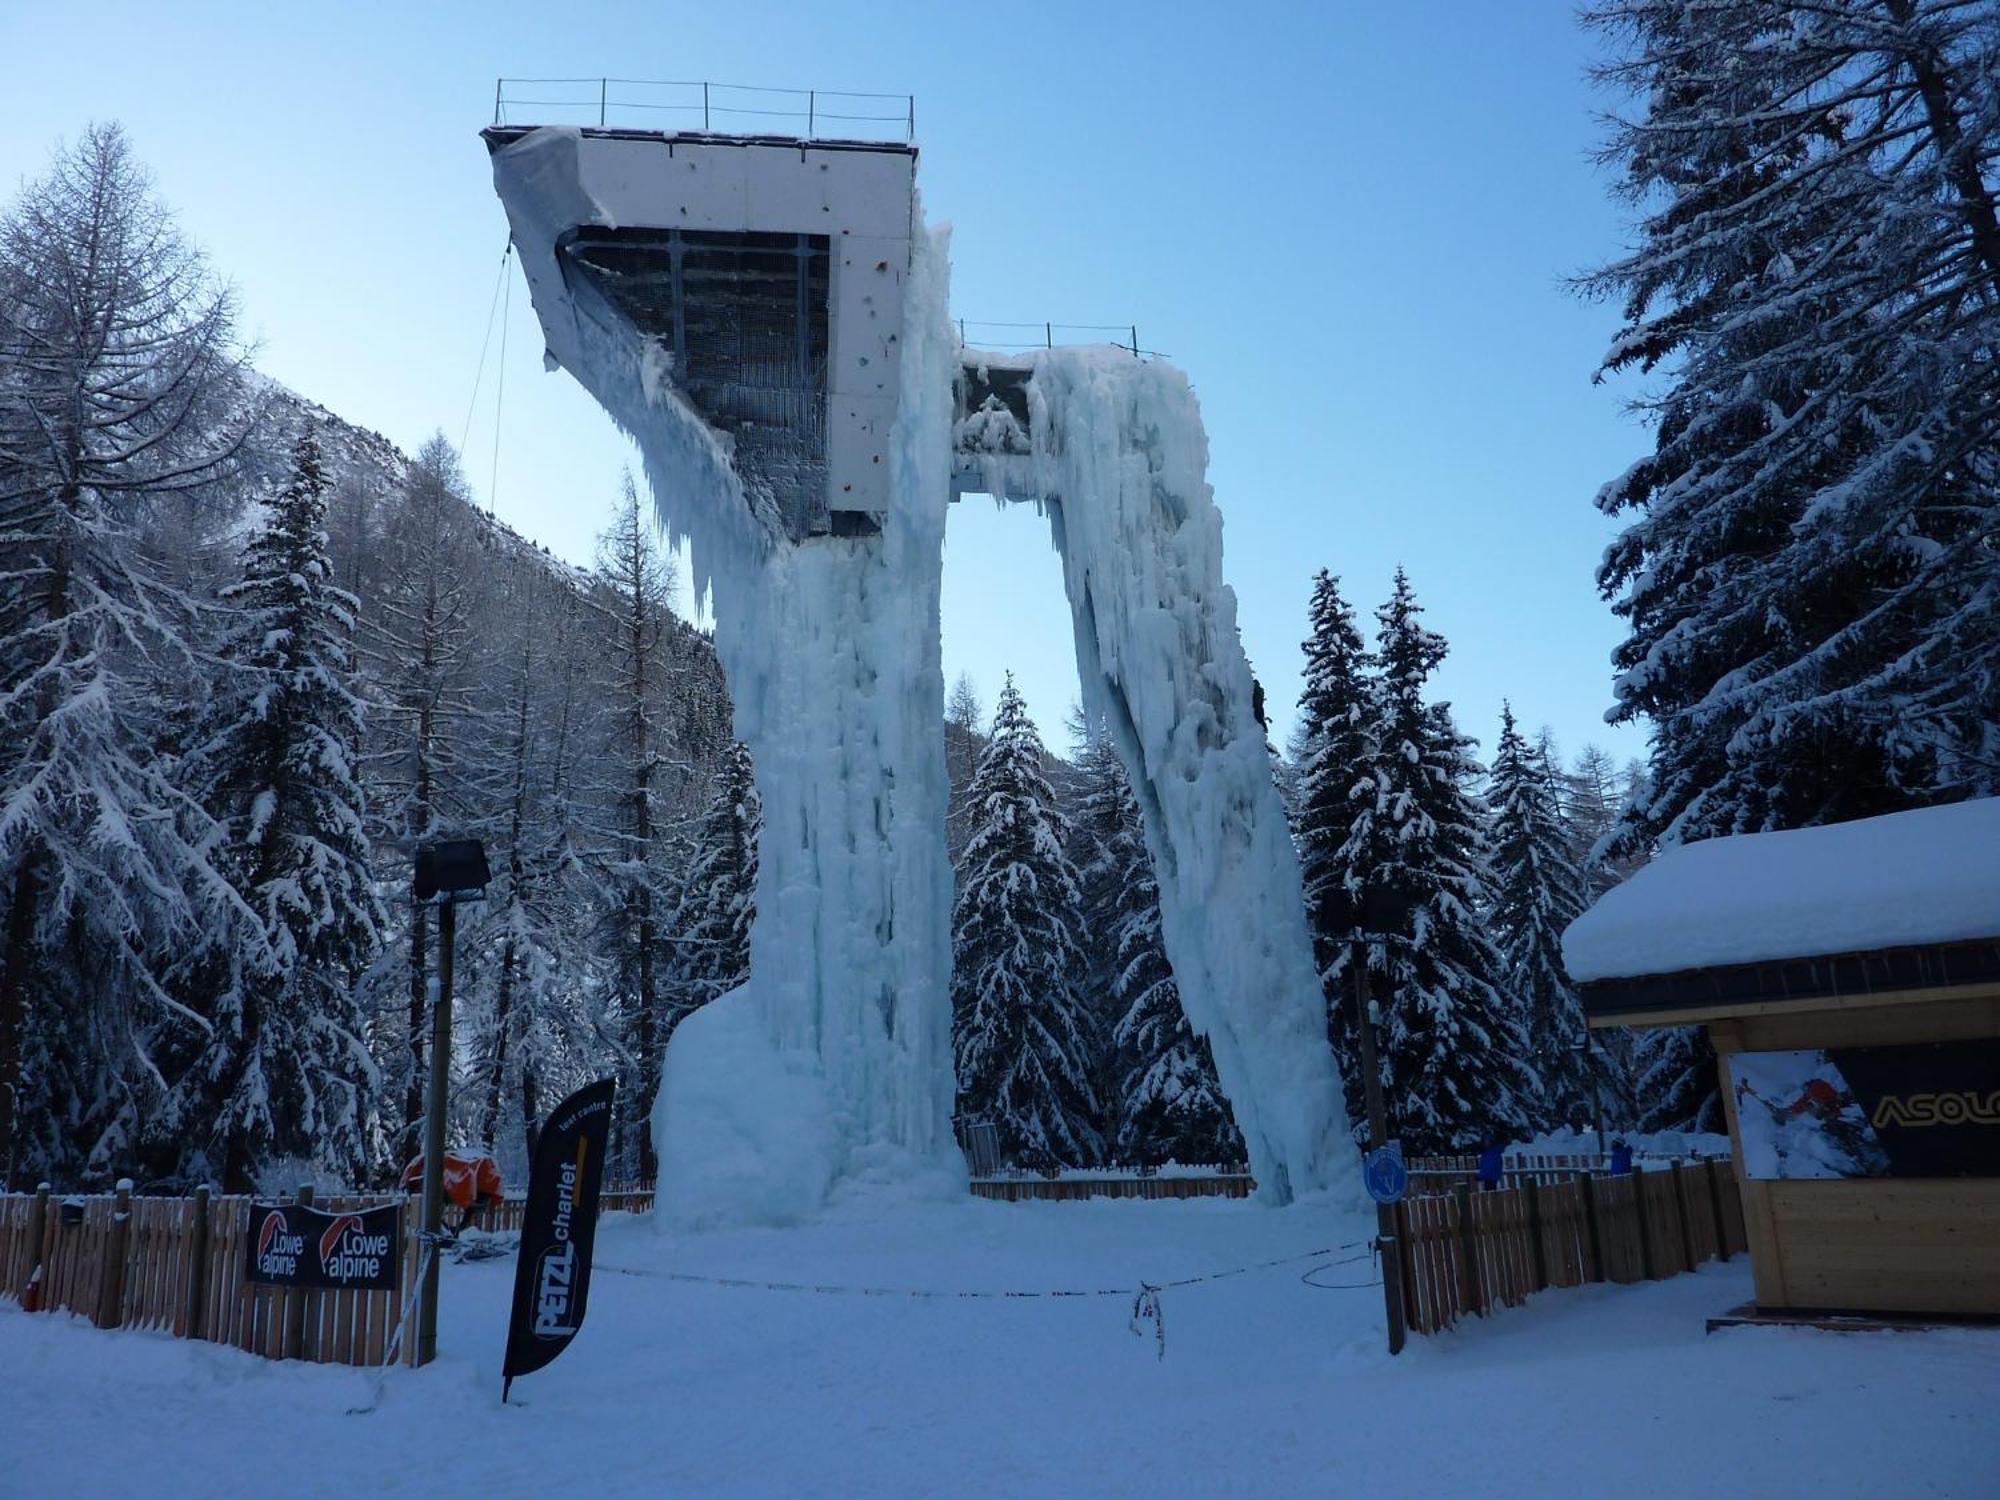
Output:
0,125,746,1190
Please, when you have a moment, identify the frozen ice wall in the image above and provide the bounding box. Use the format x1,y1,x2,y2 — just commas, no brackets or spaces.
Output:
491,129,960,1225
491,127,1352,1222
964,349,1357,1203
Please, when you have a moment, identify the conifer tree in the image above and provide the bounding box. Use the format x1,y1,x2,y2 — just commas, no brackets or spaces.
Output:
364,433,488,1161
1487,705,1598,1133
1343,572,1534,1154
944,672,985,867
168,427,384,1187
0,123,254,1176
1631,1025,1721,1135
465,571,603,1166
1581,1,2000,848
951,677,1100,1169
589,472,678,1179
1292,569,1376,1133
1079,738,1242,1166
664,740,760,1043
1563,744,1631,898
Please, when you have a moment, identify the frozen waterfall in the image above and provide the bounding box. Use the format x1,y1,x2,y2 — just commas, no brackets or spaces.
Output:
486,125,1354,1225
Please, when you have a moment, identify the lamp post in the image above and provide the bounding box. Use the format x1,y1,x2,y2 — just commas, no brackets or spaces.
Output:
412,838,490,1367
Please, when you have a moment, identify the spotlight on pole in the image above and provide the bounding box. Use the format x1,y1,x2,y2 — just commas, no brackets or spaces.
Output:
414,839,492,905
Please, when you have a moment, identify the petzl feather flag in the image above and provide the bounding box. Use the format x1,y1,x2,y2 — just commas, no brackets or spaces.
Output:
502,1077,616,1401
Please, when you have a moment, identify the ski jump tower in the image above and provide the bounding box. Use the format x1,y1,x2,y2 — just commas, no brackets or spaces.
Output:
483,99,1353,1223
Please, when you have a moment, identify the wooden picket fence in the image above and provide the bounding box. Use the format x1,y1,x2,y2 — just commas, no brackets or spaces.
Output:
1394,1159,1749,1335
0,1184,423,1367
1407,1151,1623,1186
472,1184,656,1230
0,1177,661,1368
970,1174,1254,1203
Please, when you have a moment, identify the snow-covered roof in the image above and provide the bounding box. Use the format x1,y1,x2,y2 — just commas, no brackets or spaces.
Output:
1563,798,2000,986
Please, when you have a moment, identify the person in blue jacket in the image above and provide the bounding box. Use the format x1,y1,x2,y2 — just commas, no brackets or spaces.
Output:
1476,1138,1504,1191
1609,1138,1634,1175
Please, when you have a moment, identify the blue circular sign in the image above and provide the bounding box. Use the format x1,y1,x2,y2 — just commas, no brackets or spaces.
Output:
1363,1142,1408,1205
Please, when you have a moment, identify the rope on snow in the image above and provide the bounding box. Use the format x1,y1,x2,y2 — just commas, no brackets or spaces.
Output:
594,1239,1365,1302
590,1240,1371,1362
1129,1281,1165,1360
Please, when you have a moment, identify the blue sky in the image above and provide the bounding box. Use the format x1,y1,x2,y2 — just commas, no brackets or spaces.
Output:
1,1,1650,766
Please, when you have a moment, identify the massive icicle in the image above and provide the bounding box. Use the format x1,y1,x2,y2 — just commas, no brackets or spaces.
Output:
964,349,1355,1202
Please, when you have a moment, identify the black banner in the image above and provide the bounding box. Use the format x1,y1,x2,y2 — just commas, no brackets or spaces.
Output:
1732,1040,2000,1180
244,1202,402,1291
503,1077,616,1400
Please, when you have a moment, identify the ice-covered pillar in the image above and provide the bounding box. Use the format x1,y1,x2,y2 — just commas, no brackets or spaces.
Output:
487,126,961,1225
1018,350,1355,1202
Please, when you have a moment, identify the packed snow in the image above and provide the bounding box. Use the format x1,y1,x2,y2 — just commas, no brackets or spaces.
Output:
1562,798,2000,983
7,1197,1997,1498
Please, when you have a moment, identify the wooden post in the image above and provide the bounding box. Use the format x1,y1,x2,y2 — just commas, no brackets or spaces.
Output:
24,1182,48,1301
285,1184,314,1360
1453,1182,1483,1318
1576,1171,1604,1283
1351,965,1406,1355
1523,1178,1549,1292
418,898,456,1367
1631,1166,1656,1280
184,1186,211,1340
1670,1162,1698,1272
1393,1198,1416,1335
1378,1227,1408,1355
98,1179,132,1329
1704,1159,1731,1261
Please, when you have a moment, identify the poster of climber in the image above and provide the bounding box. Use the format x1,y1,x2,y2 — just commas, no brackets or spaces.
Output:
1731,1042,2000,1180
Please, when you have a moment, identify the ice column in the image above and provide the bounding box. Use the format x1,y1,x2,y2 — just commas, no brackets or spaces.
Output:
1022,349,1356,1202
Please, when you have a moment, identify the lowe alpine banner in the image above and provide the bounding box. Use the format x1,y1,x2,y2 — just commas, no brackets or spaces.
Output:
1731,1040,2000,1180
244,1201,403,1291
502,1076,616,1400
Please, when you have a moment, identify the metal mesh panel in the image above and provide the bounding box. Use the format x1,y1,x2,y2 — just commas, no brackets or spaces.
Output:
562,228,831,539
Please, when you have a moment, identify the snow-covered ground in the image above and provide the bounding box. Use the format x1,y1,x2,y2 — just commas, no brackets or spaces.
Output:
6,1198,1996,1498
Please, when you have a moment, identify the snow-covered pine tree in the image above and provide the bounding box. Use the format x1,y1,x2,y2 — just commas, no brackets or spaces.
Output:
944,672,985,867
166,426,385,1188
1630,1025,1722,1135
1062,719,1123,1116
0,124,255,1177
363,432,490,1162
1562,743,1628,900
662,740,760,1044
589,472,679,1180
462,567,607,1169
1487,704,1601,1134
1581,1,2000,847
951,676,1101,1170
1544,735,1641,1123
1079,737,1242,1167
1343,572,1536,1154
1291,569,1377,1137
